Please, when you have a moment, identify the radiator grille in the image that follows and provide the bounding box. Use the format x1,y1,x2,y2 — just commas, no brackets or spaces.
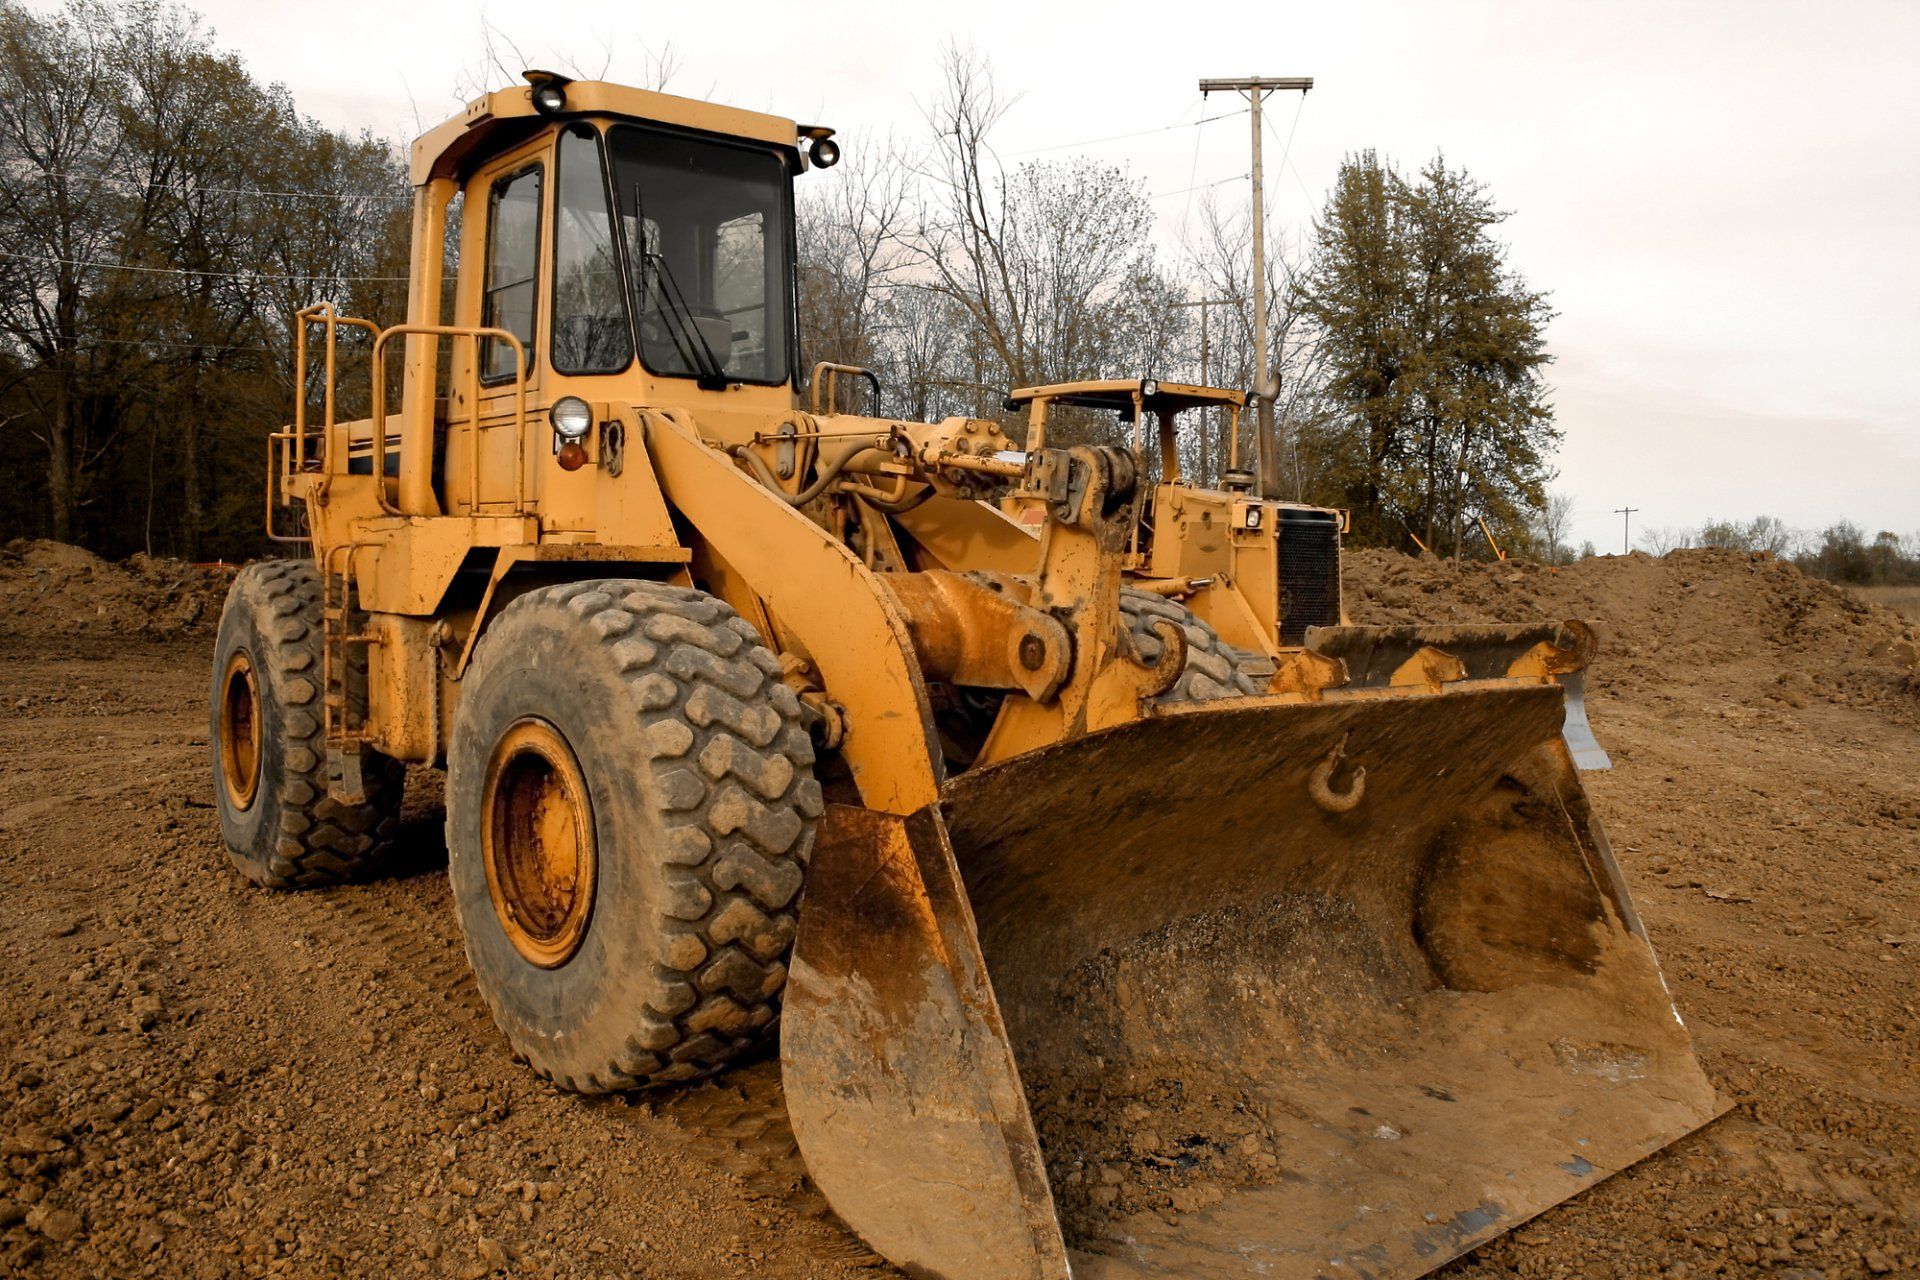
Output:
1277,508,1342,645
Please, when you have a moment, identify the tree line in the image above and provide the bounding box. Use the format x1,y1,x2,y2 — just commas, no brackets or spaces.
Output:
0,0,408,559
798,47,1558,555
1631,517,1920,587
0,10,1561,563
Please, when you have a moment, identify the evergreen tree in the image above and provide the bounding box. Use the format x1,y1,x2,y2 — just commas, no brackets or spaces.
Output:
1296,151,1556,551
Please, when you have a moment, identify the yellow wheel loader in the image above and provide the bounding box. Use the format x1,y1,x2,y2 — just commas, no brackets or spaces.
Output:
210,72,1719,1280
1002,379,1614,769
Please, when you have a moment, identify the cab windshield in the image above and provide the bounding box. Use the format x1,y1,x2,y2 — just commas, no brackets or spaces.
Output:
607,125,793,386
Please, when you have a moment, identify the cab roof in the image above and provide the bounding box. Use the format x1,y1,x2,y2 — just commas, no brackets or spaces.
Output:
1007,379,1247,417
409,78,811,186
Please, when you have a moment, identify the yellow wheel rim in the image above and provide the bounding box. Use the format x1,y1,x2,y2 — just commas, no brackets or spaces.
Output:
481,719,597,968
218,650,263,811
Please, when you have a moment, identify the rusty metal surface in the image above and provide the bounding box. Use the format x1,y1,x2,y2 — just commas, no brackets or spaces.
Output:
782,806,1071,1280
1309,621,1613,769
215,649,262,810
790,683,1718,1280
479,718,596,969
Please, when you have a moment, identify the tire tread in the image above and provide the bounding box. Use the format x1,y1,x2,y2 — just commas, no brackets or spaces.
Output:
459,579,815,1091
215,560,403,889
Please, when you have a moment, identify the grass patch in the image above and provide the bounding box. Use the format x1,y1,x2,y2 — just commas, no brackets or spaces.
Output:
1847,584,1920,623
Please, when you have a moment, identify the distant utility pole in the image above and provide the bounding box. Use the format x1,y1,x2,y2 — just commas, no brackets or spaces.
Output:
1615,506,1639,554
1172,296,1242,483
1199,74,1312,498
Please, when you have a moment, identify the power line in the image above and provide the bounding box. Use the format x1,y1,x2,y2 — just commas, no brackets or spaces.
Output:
0,251,405,284
1285,155,1316,208
4,165,411,204
1263,93,1307,200
1149,172,1248,201
1005,107,1246,157
1177,105,1210,237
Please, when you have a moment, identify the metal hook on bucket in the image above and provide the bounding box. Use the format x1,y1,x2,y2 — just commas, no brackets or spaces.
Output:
1124,617,1188,701
1309,732,1366,813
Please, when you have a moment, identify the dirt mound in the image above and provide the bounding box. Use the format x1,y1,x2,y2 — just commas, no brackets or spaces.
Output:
1343,547,1920,714
1,548,1917,1279
0,540,233,642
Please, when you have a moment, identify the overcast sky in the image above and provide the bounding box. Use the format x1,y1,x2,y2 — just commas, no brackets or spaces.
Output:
140,0,1920,552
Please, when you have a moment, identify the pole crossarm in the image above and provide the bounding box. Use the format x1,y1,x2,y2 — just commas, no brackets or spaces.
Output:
1199,77,1314,93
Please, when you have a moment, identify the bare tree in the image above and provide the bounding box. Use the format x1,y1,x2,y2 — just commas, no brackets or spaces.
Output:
796,132,914,409
1638,525,1695,556
912,45,1029,388
908,44,1188,441
0,0,407,556
1184,193,1325,491
452,19,678,102
1528,490,1577,564
0,0,136,542
1697,514,1796,557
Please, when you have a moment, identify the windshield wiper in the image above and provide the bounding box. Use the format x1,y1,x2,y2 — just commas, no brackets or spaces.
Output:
642,251,730,391
630,184,730,391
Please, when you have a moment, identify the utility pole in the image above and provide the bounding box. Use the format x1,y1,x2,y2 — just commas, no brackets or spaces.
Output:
1200,75,1312,498
1172,296,1241,483
1614,506,1639,554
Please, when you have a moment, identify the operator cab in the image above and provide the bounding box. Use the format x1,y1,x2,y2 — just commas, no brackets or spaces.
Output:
546,120,794,389
1008,378,1345,650
1007,378,1253,490
385,75,834,519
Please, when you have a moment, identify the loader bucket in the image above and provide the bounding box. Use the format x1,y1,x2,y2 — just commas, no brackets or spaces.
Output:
783,680,1722,1280
1308,621,1615,770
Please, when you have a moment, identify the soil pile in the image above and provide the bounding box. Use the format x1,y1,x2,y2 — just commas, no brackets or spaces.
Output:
0,541,232,642
1344,547,1920,713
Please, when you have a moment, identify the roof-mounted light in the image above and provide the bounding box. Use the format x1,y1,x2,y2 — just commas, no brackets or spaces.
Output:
524,69,572,118
799,125,840,171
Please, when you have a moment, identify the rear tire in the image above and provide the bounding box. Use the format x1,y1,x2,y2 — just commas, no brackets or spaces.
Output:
209,560,405,888
446,579,821,1091
1121,588,1261,703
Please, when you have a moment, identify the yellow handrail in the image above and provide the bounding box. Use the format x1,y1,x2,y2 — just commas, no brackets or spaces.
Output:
294,303,380,482
372,324,529,516
278,308,532,523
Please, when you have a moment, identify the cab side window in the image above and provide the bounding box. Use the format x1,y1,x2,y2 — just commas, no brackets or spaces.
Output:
481,164,542,382
552,128,632,374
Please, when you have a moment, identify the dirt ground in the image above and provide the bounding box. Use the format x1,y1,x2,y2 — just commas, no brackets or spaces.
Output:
1,542,1917,1280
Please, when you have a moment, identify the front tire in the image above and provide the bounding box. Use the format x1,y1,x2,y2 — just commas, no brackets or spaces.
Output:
447,580,821,1091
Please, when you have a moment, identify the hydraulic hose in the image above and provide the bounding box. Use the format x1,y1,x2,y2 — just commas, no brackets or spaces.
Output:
732,437,886,507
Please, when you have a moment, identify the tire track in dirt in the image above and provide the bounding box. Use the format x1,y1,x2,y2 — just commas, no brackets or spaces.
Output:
5,544,1918,1280
273,795,839,1231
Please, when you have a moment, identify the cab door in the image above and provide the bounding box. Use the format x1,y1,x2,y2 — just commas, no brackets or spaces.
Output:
444,138,549,515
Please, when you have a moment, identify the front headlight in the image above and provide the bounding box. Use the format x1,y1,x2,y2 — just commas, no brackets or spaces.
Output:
549,396,592,443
